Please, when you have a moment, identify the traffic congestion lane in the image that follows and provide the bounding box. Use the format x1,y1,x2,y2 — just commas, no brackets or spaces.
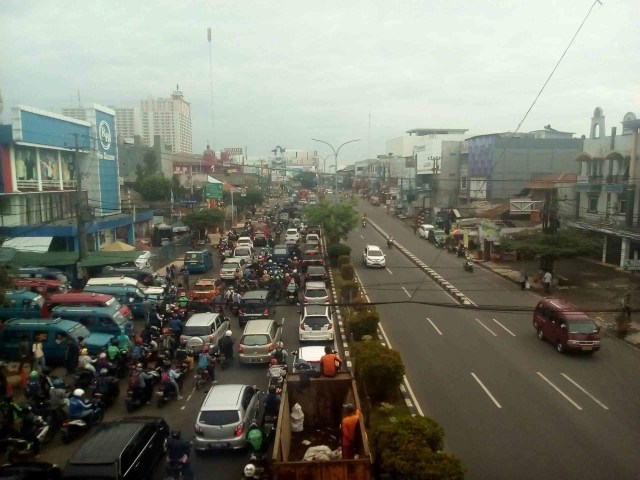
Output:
347,220,640,479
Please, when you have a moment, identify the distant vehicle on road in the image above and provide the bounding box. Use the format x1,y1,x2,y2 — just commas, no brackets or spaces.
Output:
417,224,435,239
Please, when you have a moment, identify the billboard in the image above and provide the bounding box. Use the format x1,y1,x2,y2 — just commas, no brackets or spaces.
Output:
415,143,442,175
206,176,223,200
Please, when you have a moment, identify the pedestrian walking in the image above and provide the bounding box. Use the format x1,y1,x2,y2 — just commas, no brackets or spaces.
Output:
519,269,528,290
543,270,552,294
31,334,46,372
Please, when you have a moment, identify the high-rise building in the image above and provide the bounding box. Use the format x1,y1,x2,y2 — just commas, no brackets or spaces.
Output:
112,107,140,142
140,87,192,154
61,106,88,122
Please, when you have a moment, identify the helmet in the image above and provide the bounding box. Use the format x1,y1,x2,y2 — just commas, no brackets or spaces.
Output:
225,330,232,337
163,360,172,369
81,348,88,355
249,420,259,430
268,385,276,394
53,378,64,388
136,363,143,370
171,430,181,439
100,368,109,376
275,341,284,350
110,337,118,345
244,464,256,477
343,403,355,414
135,337,143,345
73,388,85,397
99,352,106,359
29,370,39,378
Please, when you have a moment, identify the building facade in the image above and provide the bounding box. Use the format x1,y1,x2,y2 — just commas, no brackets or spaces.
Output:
141,87,192,154
569,108,640,267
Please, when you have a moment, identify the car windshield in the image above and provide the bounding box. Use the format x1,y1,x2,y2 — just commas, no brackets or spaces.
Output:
274,248,287,255
241,334,269,346
185,252,204,262
113,312,127,326
199,410,240,426
223,262,239,269
569,321,596,334
182,325,210,336
368,250,383,257
307,267,325,275
235,248,250,256
194,284,213,291
68,323,91,339
306,289,328,298
303,316,330,328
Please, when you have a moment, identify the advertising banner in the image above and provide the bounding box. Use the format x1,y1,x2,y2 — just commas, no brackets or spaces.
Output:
206,175,223,200
95,109,116,161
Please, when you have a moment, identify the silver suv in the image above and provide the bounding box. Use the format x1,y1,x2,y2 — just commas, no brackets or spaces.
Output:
180,313,230,354
194,384,261,451
238,319,283,364
362,245,386,268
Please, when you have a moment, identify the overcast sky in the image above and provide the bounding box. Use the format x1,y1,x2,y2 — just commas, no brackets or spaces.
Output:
1,0,638,166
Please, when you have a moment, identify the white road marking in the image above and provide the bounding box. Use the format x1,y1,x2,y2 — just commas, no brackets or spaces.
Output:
405,398,414,408
426,317,443,335
344,350,350,357
492,318,516,336
402,286,411,298
386,267,393,275
537,372,582,410
471,373,502,408
378,321,425,416
475,318,497,336
561,373,609,410
360,234,364,239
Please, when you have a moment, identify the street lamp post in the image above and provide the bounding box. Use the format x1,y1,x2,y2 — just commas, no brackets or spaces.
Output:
322,154,333,186
312,138,360,198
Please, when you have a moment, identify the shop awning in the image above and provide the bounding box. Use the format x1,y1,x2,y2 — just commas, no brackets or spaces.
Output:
2,236,53,253
0,249,144,269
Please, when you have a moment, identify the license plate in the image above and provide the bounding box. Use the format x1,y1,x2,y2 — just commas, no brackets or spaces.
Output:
209,442,225,449
582,346,593,351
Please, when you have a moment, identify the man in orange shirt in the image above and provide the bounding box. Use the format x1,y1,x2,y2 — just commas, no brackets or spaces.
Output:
319,346,341,377
341,403,361,459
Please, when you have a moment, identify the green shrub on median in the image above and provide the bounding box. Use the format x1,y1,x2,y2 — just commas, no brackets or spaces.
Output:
340,262,355,280
354,340,404,403
328,244,352,267
349,310,380,340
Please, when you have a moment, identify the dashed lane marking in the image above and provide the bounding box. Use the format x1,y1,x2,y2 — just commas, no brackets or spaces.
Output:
426,317,443,335
537,372,582,410
492,318,516,337
471,373,502,409
475,318,497,336
560,373,609,410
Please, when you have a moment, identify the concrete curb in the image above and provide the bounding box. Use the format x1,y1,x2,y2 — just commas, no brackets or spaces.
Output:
368,219,475,306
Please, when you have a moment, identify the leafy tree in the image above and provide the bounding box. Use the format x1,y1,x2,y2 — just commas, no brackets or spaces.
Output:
133,174,173,201
295,171,318,189
500,228,601,272
222,188,263,210
354,341,404,402
305,203,359,244
182,209,225,238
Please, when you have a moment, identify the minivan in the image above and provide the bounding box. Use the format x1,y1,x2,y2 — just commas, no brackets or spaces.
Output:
532,298,601,354
62,416,169,480
11,277,67,298
272,244,290,265
183,250,214,274
181,313,230,354
427,229,447,244
17,266,68,285
193,384,261,452
0,290,44,321
51,306,131,336
238,319,283,364
237,290,276,327
1,318,112,362
84,279,147,318
42,292,131,320
99,266,157,286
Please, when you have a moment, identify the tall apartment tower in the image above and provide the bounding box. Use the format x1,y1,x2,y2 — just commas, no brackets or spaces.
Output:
112,107,140,142
140,86,193,154
61,107,88,121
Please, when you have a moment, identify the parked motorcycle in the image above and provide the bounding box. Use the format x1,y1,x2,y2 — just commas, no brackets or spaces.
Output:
165,460,188,480
463,259,474,273
60,401,104,444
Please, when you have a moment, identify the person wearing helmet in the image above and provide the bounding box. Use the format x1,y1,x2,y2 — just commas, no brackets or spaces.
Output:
95,352,115,374
117,330,131,351
107,339,120,362
246,420,264,456
270,342,288,366
243,463,260,479
48,378,69,435
25,370,44,399
263,384,281,417
166,430,193,480
169,313,183,340
177,291,189,309
78,348,96,375
218,330,234,362
0,396,22,436
341,403,362,459
131,363,155,404
68,388,96,425
96,367,119,403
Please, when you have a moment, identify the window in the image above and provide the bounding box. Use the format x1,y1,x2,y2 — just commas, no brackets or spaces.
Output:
619,199,627,215
460,176,467,189
588,197,598,213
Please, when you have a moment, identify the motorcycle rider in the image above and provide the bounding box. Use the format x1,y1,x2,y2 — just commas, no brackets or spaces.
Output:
177,291,189,309
19,404,41,454
270,342,288,365
218,330,234,362
243,463,260,479
130,363,155,405
69,389,96,425
161,360,183,400
263,385,281,417
197,351,215,383
166,430,193,480
77,349,96,375
0,396,22,436
169,313,183,340
95,368,119,403
246,420,264,457
95,352,115,375
387,235,394,248
107,338,120,363
48,378,69,434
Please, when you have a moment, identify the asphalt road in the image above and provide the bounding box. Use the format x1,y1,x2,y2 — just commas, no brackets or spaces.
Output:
37,247,312,480
351,198,640,480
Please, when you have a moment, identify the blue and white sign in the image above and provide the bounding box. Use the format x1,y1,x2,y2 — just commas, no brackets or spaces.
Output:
95,109,116,161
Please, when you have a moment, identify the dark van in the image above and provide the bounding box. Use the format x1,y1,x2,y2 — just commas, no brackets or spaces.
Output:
533,298,601,354
17,266,68,285
1,318,112,362
273,244,290,265
62,416,169,480
51,306,131,336
238,290,277,327
41,292,131,320
0,290,44,321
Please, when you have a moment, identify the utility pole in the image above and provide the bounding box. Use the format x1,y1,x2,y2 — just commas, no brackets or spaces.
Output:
74,133,89,287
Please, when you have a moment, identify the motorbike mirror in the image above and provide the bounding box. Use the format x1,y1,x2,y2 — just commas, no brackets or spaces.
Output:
291,350,298,356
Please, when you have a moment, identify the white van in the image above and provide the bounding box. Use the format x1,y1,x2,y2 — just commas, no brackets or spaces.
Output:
86,276,147,291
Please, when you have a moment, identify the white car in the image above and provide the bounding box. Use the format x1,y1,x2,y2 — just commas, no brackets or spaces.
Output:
291,345,326,373
233,246,253,263
237,236,253,249
285,228,300,244
305,233,320,244
362,245,386,268
299,305,334,342
417,224,435,240
220,258,245,281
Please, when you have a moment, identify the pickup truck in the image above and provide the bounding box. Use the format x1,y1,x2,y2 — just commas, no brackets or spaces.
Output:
271,372,371,480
